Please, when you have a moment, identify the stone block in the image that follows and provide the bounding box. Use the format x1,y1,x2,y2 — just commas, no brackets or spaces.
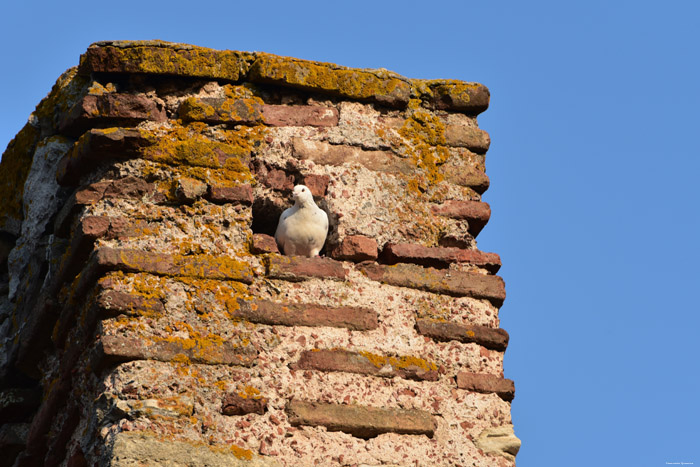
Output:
286,400,436,439
179,97,263,124
416,80,490,114
60,94,166,136
292,138,411,175
444,125,491,153
300,174,330,197
221,392,268,416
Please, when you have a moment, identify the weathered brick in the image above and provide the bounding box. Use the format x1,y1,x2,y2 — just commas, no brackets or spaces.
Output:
263,169,295,192
78,41,253,81
415,318,509,351
250,234,279,254
93,247,255,283
292,349,438,381
381,243,501,273
286,400,436,439
328,235,378,262
179,97,263,124
175,177,208,202
0,389,41,423
206,184,254,205
266,255,347,282
56,128,153,185
96,289,166,318
445,125,491,153
234,300,378,331
416,80,490,114
292,138,411,174
221,392,268,416
60,93,166,137
300,174,330,197
262,105,339,127
431,200,491,236
361,263,505,304
94,334,257,368
456,371,515,402
249,53,411,107
441,166,490,194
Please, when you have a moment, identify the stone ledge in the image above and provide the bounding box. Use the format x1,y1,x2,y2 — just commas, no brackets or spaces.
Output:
444,125,490,153
291,349,438,381
285,400,436,439
96,289,166,318
361,263,505,305
179,97,263,125
266,255,347,282
381,243,501,273
456,371,515,402
234,300,378,331
292,138,412,175
249,53,411,108
60,93,166,137
431,200,491,237
93,334,257,369
415,318,509,351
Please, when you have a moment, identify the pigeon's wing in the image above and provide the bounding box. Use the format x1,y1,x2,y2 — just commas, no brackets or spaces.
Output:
275,207,293,245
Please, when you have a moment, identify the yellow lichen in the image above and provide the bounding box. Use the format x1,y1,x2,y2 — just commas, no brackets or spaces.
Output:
359,351,437,372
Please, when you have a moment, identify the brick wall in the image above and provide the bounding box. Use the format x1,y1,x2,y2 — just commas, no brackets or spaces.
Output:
0,40,519,466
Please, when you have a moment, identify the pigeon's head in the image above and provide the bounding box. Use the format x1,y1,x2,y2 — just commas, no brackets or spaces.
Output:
292,184,315,206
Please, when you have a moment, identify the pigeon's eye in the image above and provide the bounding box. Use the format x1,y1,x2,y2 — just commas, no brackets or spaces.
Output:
301,188,306,192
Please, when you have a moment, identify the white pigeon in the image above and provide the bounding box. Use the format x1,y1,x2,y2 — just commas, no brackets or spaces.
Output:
275,184,329,257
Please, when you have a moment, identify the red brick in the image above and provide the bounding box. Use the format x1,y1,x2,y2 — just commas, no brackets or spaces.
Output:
93,247,255,283
431,200,491,236
300,174,330,197
361,263,505,305
381,243,501,273
262,105,339,127
206,184,254,205
56,128,154,185
419,80,490,114
444,125,490,153
292,138,412,174
266,255,347,281
286,400,436,439
415,318,509,351
234,300,378,331
328,235,378,262
96,289,166,317
179,97,263,124
221,392,268,416
250,234,279,254
60,94,166,137
456,372,515,402
263,169,295,192
442,166,490,194
292,349,438,381
94,334,257,368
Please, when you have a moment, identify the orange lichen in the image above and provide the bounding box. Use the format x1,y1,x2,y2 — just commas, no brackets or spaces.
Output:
359,351,437,372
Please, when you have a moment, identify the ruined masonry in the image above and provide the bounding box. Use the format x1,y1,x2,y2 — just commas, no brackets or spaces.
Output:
0,40,520,466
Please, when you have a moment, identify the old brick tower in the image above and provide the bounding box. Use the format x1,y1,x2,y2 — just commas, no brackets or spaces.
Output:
0,41,520,466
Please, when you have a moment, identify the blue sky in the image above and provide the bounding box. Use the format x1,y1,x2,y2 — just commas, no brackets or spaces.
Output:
2,1,699,465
